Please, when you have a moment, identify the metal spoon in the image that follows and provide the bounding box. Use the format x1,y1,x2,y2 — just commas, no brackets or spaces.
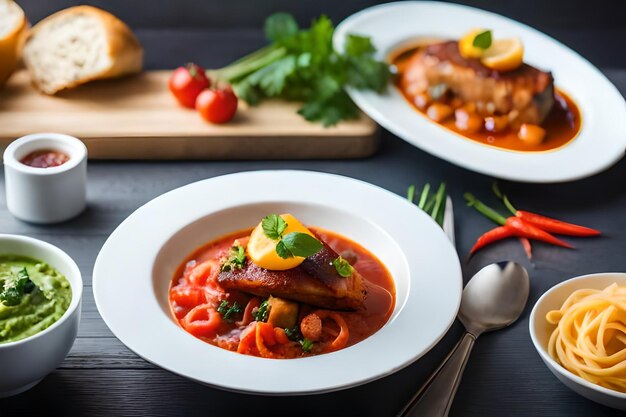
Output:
397,262,529,417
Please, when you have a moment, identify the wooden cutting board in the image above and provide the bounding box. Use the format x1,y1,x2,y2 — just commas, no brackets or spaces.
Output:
0,70,379,160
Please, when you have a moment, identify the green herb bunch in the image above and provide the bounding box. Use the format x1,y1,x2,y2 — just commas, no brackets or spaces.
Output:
211,12,391,126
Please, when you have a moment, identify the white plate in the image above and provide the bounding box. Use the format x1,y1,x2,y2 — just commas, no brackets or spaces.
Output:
334,1,626,183
93,170,462,395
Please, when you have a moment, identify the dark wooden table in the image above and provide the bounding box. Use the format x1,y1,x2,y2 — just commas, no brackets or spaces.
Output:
2,14,626,417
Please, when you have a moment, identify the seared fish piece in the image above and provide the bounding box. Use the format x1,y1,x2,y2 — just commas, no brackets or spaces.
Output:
401,40,554,126
218,237,366,310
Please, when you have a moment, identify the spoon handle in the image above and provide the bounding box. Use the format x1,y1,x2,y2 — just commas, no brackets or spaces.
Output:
397,332,476,417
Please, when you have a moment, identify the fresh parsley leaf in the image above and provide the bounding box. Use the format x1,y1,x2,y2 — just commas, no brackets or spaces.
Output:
345,34,376,56
332,257,354,278
298,90,358,126
299,338,314,352
253,299,270,322
472,30,492,50
220,245,246,272
0,287,21,306
285,326,313,352
16,268,35,294
217,300,243,322
232,80,262,105
0,268,36,307
262,214,288,240
264,12,299,42
275,240,292,259
284,326,303,341
346,55,391,92
280,232,323,258
243,56,297,96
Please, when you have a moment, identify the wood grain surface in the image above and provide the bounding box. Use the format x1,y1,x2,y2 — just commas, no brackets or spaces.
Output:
0,25,624,417
0,70,378,160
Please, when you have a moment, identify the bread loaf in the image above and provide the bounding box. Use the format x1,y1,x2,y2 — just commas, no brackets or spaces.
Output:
0,0,28,88
23,6,143,94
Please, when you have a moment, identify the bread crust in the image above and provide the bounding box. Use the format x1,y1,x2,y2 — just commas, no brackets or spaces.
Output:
24,5,143,94
0,0,28,88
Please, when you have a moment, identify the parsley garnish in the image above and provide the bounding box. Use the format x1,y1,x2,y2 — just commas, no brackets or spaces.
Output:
217,300,243,322
253,299,270,322
261,214,288,240
0,268,36,307
284,326,314,353
299,338,314,352
284,326,302,341
278,232,323,259
211,12,391,126
261,214,323,259
220,245,246,272
472,30,492,50
332,257,354,278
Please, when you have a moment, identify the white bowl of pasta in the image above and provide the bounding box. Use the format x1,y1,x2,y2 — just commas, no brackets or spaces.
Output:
530,273,626,410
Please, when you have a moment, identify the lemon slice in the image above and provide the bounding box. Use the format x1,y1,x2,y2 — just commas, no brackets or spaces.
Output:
458,28,487,59
0,0,28,88
247,213,315,271
481,38,524,72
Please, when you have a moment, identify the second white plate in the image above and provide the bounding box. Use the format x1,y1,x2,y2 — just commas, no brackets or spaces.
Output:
334,1,626,182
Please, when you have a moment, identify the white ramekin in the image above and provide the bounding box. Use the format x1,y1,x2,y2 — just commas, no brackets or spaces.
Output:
3,133,87,224
0,234,83,398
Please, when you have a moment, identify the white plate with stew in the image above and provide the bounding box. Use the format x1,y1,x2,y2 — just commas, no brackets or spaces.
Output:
334,1,626,182
93,170,462,395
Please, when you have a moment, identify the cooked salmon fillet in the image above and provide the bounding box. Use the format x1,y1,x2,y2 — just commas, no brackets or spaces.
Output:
218,236,366,310
400,40,554,126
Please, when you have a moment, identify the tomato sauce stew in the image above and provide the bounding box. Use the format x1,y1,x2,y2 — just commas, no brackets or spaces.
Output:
391,44,581,152
169,227,395,358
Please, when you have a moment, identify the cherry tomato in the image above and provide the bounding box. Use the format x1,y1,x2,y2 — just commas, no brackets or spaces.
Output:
168,63,211,108
195,87,238,124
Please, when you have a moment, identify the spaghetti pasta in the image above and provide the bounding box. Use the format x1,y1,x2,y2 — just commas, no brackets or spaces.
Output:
546,283,626,392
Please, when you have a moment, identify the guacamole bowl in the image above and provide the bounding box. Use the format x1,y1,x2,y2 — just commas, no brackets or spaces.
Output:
0,234,82,398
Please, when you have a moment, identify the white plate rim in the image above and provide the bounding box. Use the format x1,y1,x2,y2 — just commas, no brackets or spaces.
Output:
334,1,626,183
93,170,462,395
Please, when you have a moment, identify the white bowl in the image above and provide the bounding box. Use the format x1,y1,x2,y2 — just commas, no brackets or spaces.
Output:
529,273,626,410
0,234,83,398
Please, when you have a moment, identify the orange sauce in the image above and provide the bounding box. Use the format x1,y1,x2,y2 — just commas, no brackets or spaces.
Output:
391,45,582,152
169,227,395,358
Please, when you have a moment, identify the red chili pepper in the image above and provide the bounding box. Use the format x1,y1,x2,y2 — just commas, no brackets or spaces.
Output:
470,226,514,254
505,217,573,249
519,237,532,260
515,210,600,237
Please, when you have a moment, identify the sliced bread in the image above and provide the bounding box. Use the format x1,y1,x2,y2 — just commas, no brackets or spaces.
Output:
23,5,143,95
0,0,28,88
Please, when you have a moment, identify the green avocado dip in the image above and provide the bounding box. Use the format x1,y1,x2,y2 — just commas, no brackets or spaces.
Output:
0,255,72,343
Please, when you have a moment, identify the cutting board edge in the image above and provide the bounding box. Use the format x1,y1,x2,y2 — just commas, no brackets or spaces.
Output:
0,130,381,160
